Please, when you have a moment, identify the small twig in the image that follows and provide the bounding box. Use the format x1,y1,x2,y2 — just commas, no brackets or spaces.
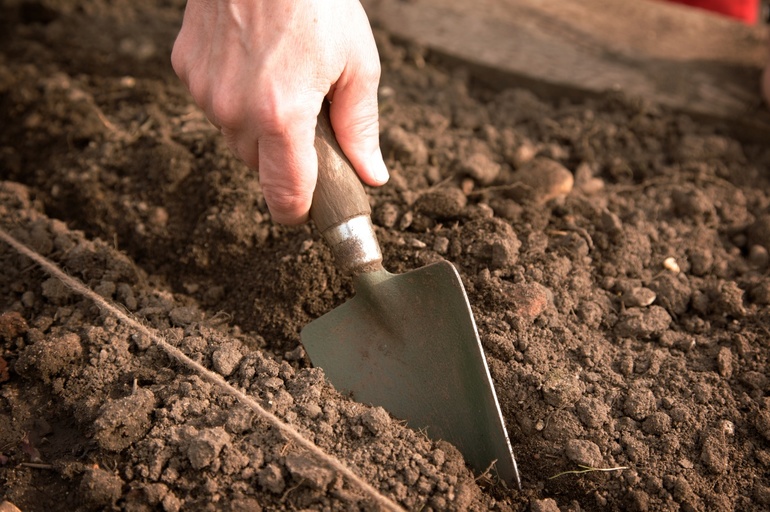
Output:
474,458,498,483
20,462,55,470
549,464,628,480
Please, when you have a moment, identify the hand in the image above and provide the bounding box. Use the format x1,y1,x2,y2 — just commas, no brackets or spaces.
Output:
171,0,389,225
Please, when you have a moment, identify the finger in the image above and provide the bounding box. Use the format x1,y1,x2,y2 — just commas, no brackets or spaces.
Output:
256,118,318,225
328,66,389,187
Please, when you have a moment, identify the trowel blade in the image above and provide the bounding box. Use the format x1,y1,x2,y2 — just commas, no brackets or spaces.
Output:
301,260,520,487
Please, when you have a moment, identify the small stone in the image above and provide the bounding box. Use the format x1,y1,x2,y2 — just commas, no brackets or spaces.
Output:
360,407,391,435
230,498,262,512
749,245,769,268
750,281,770,306
575,397,611,428
700,432,729,474
433,236,450,254
614,306,672,339
506,157,573,204
624,388,657,421
301,403,323,419
187,427,231,470
662,257,681,274
285,453,334,490
565,439,603,467
511,139,537,167
542,372,584,408
505,282,551,323
688,247,714,276
716,347,733,378
649,274,691,316
529,497,561,512
212,344,243,377
413,187,467,219
381,125,428,166
622,287,656,307
373,202,400,228
458,152,501,185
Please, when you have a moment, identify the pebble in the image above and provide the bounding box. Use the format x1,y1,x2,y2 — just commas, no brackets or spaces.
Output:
360,407,391,435
510,138,537,168
285,453,334,490
381,125,428,166
212,344,243,377
432,236,450,254
458,152,501,185
565,439,603,467
505,282,551,323
716,347,733,378
542,372,584,408
529,498,561,512
649,274,690,316
374,202,400,228
506,157,573,204
622,287,656,307
575,397,611,428
700,431,729,474
662,257,681,274
187,427,231,470
413,187,467,218
624,388,657,421
614,306,672,339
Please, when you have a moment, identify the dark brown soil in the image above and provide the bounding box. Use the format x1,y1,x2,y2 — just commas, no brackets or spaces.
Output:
2,1,770,511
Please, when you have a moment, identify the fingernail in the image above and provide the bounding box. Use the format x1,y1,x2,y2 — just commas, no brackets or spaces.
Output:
371,148,390,184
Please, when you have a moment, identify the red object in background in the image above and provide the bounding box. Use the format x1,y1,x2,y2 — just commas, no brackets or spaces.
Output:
664,0,759,23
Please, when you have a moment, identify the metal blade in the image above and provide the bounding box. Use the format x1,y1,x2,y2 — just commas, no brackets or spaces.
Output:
301,260,520,487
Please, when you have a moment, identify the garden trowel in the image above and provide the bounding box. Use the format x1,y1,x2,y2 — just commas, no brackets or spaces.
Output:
301,102,520,488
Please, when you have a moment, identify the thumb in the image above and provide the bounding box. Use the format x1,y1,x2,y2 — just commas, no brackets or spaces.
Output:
328,80,389,187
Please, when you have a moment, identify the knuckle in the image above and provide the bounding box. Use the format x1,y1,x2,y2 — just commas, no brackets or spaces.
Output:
261,183,312,223
209,91,242,128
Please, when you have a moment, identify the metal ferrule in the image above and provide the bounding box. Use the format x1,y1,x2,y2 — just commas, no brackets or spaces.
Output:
322,215,383,276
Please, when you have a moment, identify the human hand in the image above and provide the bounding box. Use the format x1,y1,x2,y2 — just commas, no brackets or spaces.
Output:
171,0,389,225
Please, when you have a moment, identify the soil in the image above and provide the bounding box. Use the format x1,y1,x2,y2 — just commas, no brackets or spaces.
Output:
2,1,770,511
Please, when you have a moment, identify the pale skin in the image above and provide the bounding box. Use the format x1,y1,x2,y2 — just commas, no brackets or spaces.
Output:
171,0,389,225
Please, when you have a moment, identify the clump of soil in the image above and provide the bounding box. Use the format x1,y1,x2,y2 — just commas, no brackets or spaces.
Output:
2,1,770,511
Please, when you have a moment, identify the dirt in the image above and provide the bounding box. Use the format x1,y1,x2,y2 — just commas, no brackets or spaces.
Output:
2,1,770,511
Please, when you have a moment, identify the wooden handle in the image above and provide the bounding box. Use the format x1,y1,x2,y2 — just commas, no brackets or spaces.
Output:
310,102,372,233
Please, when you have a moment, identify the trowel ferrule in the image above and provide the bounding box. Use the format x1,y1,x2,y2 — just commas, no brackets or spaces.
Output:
322,214,384,276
